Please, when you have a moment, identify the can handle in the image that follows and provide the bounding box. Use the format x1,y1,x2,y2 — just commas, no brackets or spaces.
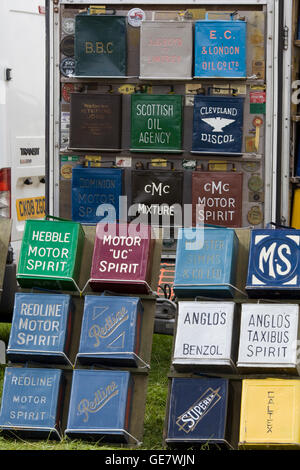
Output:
151,10,187,21
88,6,116,16
207,162,236,172
44,214,72,222
146,160,174,170
204,11,238,21
83,160,117,168
193,163,204,171
207,85,239,96
267,222,295,230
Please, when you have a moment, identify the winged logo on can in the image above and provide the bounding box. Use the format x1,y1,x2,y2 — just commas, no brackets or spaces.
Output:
201,117,235,132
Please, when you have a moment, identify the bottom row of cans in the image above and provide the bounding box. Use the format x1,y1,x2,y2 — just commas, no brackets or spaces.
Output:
0,368,134,443
1,366,300,449
167,376,300,449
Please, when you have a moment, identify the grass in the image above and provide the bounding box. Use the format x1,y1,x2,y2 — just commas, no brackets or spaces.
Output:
0,324,173,451
142,333,172,449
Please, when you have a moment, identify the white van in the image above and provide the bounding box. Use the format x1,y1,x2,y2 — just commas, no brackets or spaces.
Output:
0,0,45,320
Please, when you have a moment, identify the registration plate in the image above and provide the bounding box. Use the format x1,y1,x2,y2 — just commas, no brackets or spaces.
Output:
16,196,45,221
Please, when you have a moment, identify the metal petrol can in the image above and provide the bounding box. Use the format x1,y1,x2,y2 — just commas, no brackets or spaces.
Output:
192,171,243,227
173,227,239,298
130,94,183,153
69,93,122,151
192,95,244,155
166,377,233,448
131,168,184,228
16,219,85,291
0,367,64,439
76,295,143,367
239,378,300,449
139,21,193,79
65,369,133,443
237,303,300,375
89,222,154,294
7,293,73,366
172,301,236,372
194,17,247,78
74,14,127,77
246,229,300,298
71,167,123,224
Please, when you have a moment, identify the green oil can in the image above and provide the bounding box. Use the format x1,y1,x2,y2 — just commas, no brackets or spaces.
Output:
17,219,85,291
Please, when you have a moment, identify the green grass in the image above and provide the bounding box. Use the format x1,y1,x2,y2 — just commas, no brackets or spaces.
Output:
0,325,173,451
142,334,172,449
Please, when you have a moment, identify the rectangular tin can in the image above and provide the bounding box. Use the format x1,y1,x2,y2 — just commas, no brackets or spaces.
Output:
192,95,244,155
65,369,133,443
239,378,300,449
69,93,122,150
76,295,143,367
89,222,154,294
192,171,243,227
172,301,236,372
0,367,64,440
16,219,85,291
166,377,232,448
7,292,73,366
74,15,127,77
139,21,193,79
237,303,300,374
194,19,247,78
246,229,300,298
71,167,123,224
131,169,184,228
173,227,239,298
130,94,183,153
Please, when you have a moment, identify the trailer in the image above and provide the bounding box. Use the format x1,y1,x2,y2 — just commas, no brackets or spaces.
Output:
2,0,291,446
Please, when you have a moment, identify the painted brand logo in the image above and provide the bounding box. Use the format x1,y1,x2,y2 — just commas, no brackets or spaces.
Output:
252,234,300,286
176,387,221,434
77,381,119,422
88,306,129,347
202,117,235,132
259,243,292,278
144,182,170,196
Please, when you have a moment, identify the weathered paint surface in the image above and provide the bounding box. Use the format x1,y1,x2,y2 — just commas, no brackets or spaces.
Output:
0,367,63,437
173,227,238,298
166,377,229,444
173,301,235,368
237,304,299,370
76,295,143,367
239,379,300,447
65,369,132,442
7,293,73,364
17,219,84,291
194,19,247,78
